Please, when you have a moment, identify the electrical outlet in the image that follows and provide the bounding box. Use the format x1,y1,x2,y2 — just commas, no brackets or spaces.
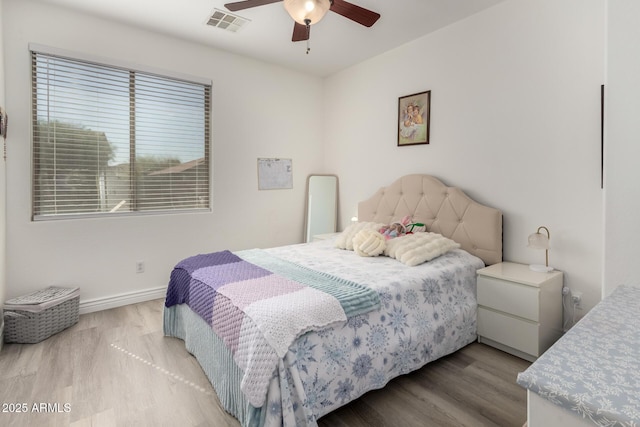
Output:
136,261,145,274
571,291,583,309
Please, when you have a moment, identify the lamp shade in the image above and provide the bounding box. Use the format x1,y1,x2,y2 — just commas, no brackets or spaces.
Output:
284,0,331,25
527,232,550,250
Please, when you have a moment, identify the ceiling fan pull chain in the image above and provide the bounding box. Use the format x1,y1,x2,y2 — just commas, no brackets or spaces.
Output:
305,18,311,54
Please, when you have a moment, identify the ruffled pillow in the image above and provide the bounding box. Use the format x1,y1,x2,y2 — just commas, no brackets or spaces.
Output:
352,229,386,257
385,232,460,266
335,222,386,250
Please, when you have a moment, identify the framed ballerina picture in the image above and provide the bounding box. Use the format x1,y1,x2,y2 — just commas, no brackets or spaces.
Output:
398,90,430,146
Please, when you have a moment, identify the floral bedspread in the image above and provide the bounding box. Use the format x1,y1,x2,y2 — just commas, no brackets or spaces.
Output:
252,239,484,426
517,284,640,427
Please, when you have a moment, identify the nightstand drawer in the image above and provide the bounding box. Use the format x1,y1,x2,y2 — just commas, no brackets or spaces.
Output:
478,307,539,356
477,275,539,321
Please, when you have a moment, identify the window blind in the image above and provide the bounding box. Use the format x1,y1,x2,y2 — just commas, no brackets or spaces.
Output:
31,50,211,220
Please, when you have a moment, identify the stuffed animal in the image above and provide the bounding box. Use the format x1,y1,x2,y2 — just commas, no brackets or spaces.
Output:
379,215,413,240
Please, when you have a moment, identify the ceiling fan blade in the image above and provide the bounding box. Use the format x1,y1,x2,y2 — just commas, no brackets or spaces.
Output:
224,0,282,12
330,0,380,27
292,22,309,42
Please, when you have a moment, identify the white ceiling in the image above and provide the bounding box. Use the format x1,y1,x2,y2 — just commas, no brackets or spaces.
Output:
31,0,506,77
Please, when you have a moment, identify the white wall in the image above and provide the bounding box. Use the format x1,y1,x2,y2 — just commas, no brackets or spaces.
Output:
0,0,7,348
324,0,605,314
603,0,640,296
3,0,325,308
1,0,614,317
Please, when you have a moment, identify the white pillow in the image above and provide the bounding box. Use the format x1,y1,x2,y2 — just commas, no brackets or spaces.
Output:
335,222,386,250
385,232,460,266
352,229,386,257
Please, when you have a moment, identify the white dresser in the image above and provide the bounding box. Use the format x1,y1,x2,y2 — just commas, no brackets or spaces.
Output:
477,262,563,362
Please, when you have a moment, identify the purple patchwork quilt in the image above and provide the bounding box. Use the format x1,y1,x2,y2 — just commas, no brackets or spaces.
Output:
164,249,379,406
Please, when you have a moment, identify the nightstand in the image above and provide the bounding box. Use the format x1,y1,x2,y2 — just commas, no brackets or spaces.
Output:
312,232,340,242
477,262,563,362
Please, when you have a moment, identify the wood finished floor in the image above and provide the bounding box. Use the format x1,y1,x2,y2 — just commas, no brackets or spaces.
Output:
0,299,530,427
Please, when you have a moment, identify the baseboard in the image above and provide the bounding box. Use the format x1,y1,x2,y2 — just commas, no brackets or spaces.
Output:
477,336,537,363
79,286,167,314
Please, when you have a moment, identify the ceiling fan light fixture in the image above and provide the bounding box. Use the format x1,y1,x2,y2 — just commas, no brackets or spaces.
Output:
284,0,331,26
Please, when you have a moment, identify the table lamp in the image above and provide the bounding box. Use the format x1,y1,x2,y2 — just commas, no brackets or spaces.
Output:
528,226,553,272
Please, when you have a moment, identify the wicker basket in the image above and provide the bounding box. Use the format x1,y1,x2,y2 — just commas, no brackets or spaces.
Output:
3,286,80,344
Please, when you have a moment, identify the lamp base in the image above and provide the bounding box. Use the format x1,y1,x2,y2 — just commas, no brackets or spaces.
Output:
529,264,553,273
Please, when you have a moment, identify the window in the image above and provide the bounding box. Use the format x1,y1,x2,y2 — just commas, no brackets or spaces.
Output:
31,48,211,220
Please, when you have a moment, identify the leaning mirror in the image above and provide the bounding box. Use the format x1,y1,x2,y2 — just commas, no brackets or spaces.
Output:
304,175,338,243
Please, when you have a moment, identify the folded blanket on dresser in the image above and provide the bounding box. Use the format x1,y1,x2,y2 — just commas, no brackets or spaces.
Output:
164,249,380,408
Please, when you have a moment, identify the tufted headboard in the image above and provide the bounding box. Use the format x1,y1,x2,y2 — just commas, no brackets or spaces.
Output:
358,174,502,265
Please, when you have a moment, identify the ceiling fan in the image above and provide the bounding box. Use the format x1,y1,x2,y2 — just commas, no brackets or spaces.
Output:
224,0,380,51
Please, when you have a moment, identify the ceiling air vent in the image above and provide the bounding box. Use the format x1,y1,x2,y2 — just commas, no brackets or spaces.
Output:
207,9,250,33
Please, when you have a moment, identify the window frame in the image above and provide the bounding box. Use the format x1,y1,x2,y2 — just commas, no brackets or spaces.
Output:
30,44,212,221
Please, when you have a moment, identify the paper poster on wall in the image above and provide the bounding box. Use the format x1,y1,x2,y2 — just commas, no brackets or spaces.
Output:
257,158,293,190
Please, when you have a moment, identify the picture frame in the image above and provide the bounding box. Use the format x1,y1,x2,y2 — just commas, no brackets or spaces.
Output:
398,90,430,146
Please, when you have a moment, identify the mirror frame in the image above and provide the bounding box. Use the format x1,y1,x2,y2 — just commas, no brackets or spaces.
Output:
303,174,339,243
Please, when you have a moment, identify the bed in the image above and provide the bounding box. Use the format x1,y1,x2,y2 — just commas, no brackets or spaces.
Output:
163,174,502,427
